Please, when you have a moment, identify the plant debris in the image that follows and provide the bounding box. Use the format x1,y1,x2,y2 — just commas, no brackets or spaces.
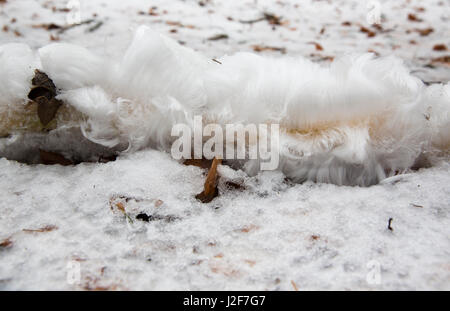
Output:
239,12,285,26
359,26,376,37
136,213,179,223
196,157,221,203
414,28,434,36
407,13,423,22
32,23,62,30
23,225,58,233
208,34,228,41
57,19,95,34
87,21,103,33
308,42,323,51
387,218,394,231
109,198,134,223
28,69,63,126
433,44,447,51
0,237,12,249
252,45,286,54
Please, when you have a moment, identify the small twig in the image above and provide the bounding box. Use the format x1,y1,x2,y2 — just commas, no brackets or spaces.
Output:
212,58,222,65
58,19,95,34
208,34,228,41
238,17,266,24
87,21,103,33
387,218,394,231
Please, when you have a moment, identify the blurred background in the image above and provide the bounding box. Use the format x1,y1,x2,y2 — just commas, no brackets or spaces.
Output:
0,0,449,81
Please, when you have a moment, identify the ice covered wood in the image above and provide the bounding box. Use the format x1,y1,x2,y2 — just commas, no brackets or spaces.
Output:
0,26,449,185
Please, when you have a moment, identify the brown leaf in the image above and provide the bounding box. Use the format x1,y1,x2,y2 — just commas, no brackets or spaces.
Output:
433,44,447,51
39,149,73,166
342,21,352,26
0,237,12,248
310,235,320,241
28,70,62,126
414,28,434,36
408,13,423,22
360,26,376,37
308,42,323,51
195,157,222,203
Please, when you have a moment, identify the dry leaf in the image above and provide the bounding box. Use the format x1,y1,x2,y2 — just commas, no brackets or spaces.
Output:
0,237,12,248
195,157,222,203
360,26,376,37
308,42,323,51
415,28,434,36
408,13,423,22
433,44,447,51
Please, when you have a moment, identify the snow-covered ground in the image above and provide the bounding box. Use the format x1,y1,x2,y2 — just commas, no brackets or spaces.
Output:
0,0,449,290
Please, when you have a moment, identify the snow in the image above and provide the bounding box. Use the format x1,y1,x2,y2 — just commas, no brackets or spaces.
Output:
1,151,449,290
0,0,449,290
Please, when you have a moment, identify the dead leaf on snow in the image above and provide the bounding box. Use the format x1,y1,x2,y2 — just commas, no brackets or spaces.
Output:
308,42,323,51
359,26,376,37
196,157,222,203
408,13,423,22
433,44,447,51
0,237,12,249
414,28,434,36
